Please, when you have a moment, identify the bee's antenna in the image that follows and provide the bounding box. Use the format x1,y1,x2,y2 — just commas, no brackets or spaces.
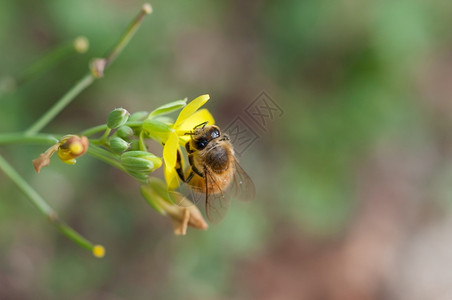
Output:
194,121,208,129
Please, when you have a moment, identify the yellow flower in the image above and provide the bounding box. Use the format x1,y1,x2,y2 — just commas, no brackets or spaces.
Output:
163,94,214,189
143,94,214,189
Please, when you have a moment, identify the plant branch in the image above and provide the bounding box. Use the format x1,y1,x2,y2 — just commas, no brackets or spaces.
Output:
0,36,89,99
0,133,59,145
24,4,153,135
0,154,101,255
87,144,126,172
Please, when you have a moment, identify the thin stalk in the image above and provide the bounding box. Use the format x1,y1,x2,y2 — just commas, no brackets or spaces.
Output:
104,3,152,67
87,144,126,172
80,121,143,137
25,73,95,135
0,36,89,98
25,4,152,135
18,36,89,86
99,128,112,143
0,154,100,254
0,133,59,145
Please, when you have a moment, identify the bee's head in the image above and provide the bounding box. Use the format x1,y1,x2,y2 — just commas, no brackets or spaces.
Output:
188,123,221,150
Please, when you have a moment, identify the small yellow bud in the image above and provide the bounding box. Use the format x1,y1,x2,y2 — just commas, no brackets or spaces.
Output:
142,3,152,14
92,245,105,258
69,142,84,155
73,36,89,53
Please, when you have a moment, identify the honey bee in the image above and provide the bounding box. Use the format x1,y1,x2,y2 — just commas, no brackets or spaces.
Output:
175,122,255,222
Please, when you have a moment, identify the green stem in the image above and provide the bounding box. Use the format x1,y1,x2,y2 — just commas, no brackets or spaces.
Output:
139,130,146,151
0,154,98,253
24,4,152,135
80,121,143,137
0,37,89,98
25,73,95,135
88,144,126,172
99,128,112,143
0,133,59,145
104,4,152,68
18,37,88,86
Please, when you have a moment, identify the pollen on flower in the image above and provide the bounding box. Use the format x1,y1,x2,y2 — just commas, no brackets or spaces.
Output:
57,135,89,164
69,142,84,155
92,245,105,258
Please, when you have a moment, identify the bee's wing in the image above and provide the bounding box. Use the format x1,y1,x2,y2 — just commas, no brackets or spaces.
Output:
203,160,255,223
230,159,256,202
204,167,231,223
169,180,204,208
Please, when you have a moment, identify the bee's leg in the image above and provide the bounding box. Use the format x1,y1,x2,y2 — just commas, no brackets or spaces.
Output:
185,171,194,183
185,142,195,154
188,154,204,177
175,149,186,182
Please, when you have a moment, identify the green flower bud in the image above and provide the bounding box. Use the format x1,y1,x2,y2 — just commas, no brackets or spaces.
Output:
107,108,130,129
116,126,134,139
109,137,130,154
120,151,162,182
129,111,149,122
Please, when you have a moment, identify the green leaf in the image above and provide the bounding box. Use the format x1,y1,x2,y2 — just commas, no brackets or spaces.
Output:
148,99,187,118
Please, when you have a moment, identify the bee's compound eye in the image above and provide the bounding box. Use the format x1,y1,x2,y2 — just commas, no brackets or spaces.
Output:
196,139,208,149
211,129,220,139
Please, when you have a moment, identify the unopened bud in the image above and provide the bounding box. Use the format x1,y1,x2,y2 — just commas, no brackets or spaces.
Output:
73,36,89,53
116,126,134,139
120,151,162,182
109,137,130,154
107,108,130,129
90,58,107,78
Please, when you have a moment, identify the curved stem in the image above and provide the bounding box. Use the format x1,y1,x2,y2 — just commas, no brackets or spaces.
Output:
80,121,143,137
0,37,89,99
24,4,152,135
0,133,59,145
87,144,126,172
25,73,95,135
0,154,99,254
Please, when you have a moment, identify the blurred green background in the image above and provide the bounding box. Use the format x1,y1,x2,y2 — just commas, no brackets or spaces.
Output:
2,0,452,299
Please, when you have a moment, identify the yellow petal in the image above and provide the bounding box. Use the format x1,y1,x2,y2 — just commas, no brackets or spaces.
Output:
62,158,77,165
163,132,178,169
174,94,210,128
164,165,179,189
175,108,215,135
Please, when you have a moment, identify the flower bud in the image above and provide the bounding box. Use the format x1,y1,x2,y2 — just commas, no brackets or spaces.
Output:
120,151,162,182
90,58,107,78
109,137,130,154
116,126,134,139
73,36,89,53
107,108,130,129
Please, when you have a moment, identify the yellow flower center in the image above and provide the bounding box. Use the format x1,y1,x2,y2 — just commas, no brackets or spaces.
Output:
92,245,105,258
